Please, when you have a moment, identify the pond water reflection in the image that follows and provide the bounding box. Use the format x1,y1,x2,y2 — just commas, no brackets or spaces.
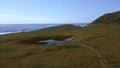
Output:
38,37,74,45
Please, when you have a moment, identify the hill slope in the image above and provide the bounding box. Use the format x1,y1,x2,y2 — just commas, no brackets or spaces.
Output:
91,11,120,24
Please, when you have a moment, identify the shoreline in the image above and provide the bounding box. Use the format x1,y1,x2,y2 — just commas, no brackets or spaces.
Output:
0,31,26,35
0,23,88,35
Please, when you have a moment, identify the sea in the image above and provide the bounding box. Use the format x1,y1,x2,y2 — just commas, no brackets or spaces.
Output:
0,23,88,35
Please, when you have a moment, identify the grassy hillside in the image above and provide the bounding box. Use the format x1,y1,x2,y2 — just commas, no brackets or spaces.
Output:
91,11,120,24
0,24,120,68
0,10,120,68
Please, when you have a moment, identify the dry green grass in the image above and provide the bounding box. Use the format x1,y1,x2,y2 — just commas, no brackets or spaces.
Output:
91,11,120,24
0,24,120,68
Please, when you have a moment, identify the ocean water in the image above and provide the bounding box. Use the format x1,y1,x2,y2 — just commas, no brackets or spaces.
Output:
0,23,88,35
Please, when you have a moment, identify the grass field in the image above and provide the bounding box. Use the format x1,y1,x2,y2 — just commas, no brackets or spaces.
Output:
0,24,120,68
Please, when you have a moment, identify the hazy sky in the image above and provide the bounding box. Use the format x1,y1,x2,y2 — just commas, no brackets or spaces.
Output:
0,0,120,24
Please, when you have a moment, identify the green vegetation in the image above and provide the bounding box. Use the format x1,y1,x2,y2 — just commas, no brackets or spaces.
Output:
91,11,120,24
0,11,120,68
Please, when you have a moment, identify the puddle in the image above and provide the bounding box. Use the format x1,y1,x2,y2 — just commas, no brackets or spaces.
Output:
38,37,74,45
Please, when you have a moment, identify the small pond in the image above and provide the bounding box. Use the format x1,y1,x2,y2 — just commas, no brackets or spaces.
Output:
38,37,74,45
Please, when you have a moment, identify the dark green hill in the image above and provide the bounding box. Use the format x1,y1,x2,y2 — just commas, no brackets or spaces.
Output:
91,11,120,24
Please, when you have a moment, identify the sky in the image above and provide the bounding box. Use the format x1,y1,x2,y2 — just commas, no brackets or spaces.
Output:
0,0,120,24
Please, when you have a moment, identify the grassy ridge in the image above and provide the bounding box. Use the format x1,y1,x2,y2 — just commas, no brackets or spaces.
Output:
91,11,120,24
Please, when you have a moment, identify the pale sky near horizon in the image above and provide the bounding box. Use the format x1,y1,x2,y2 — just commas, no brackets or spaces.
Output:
0,0,120,24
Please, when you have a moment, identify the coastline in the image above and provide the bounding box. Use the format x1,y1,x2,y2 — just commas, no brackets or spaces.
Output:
0,23,88,35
